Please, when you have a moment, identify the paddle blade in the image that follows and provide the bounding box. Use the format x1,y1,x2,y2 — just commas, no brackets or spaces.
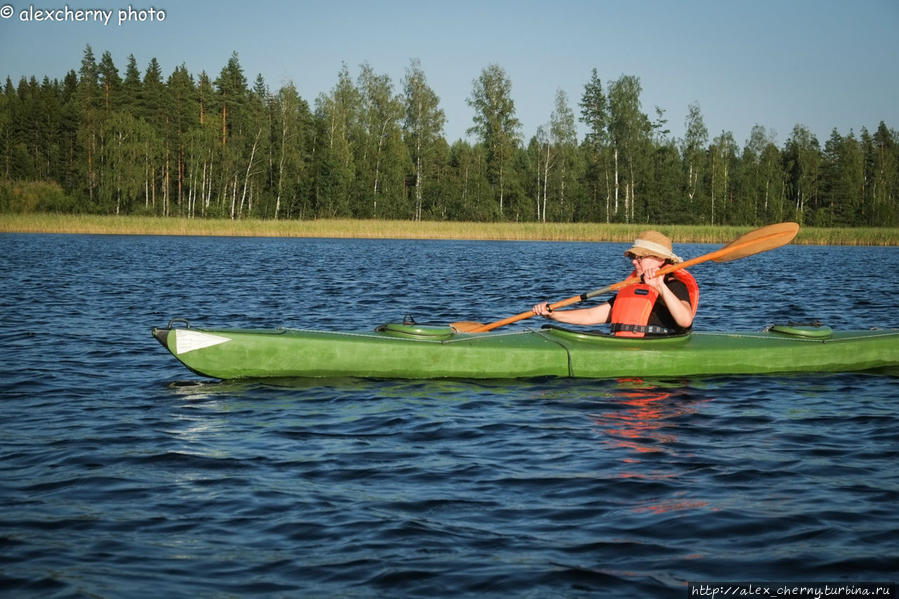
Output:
712,222,799,262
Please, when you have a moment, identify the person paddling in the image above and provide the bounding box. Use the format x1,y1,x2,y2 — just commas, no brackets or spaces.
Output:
533,230,699,337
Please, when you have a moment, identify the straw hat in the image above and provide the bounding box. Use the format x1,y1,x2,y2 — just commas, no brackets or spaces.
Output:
624,230,683,263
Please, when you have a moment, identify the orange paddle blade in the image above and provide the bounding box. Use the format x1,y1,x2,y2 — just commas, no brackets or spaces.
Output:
712,222,799,262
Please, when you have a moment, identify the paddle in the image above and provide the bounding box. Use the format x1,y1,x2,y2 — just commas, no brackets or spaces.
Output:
451,222,800,333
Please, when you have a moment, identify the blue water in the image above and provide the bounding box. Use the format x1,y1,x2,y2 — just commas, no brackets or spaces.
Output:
1,233,897,598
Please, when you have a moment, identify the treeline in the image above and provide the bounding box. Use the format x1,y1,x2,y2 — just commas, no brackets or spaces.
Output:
1,46,896,226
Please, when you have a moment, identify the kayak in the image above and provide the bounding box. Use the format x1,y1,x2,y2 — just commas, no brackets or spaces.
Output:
151,320,899,380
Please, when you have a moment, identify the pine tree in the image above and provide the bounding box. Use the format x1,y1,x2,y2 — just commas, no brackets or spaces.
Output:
579,68,611,222
139,57,171,214
215,51,248,147
214,52,249,217
78,45,100,205
167,64,197,213
97,51,121,114
59,70,80,192
121,54,142,114
822,128,862,226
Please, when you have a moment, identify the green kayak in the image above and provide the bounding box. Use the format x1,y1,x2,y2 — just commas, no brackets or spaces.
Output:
151,320,899,380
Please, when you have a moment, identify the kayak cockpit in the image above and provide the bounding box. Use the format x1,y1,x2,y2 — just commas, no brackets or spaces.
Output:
375,322,455,341
766,323,833,339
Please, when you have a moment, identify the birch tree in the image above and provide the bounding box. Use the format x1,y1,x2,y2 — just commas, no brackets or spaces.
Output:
709,130,737,224
358,64,404,217
99,111,155,214
402,59,445,221
739,124,778,223
467,64,521,218
549,89,577,220
607,75,650,222
271,82,308,219
235,74,270,218
681,102,708,213
313,64,359,217
869,121,897,225
784,124,820,224
534,125,551,222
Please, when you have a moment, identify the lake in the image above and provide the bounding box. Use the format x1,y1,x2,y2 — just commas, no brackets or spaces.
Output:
1,233,897,598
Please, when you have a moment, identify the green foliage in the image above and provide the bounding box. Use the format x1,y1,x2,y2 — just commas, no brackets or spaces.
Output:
0,180,74,212
0,47,896,228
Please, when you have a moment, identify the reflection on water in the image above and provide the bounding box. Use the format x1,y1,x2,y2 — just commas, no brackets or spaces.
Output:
593,378,717,519
594,378,707,455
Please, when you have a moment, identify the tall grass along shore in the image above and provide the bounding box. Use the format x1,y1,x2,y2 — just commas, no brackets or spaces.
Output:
2,214,897,245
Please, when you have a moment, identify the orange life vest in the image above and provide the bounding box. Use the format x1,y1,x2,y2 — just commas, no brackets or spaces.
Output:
609,269,699,337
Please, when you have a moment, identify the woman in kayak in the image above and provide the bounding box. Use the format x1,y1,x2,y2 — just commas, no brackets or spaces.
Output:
533,230,698,337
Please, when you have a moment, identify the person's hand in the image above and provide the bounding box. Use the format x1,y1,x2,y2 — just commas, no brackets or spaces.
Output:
640,265,667,292
533,301,553,318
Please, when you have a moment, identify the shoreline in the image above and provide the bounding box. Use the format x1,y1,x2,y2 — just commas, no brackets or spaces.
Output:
2,214,897,245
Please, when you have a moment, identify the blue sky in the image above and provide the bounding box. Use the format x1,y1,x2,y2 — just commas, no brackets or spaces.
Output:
2,0,897,146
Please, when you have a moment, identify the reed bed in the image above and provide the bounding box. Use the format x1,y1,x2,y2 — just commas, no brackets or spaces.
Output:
2,214,897,245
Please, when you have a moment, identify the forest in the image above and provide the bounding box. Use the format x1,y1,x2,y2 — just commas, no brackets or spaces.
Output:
1,46,896,227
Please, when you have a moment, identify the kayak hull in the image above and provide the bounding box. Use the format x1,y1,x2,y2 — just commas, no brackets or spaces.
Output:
151,322,899,380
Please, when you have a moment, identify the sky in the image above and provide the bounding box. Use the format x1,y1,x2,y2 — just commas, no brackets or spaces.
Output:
2,0,897,147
